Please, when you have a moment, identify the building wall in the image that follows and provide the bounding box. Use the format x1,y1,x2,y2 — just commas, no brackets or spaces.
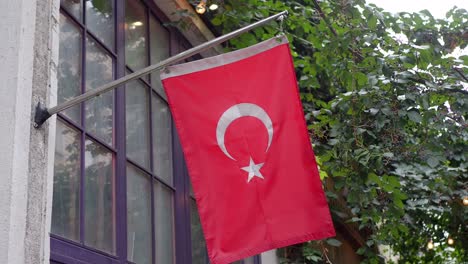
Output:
0,0,35,263
25,0,60,263
0,0,59,263
0,0,37,262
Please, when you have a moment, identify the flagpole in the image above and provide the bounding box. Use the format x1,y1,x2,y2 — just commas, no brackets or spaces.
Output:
33,10,288,128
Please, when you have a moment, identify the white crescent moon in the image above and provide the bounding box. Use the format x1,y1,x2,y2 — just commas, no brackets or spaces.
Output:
216,103,273,160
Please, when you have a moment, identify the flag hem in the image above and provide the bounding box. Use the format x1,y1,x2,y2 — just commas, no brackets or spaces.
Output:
160,35,288,80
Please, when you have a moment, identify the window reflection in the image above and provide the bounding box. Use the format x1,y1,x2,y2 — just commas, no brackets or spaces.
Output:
149,16,170,98
85,37,114,146
127,165,152,264
52,121,81,241
154,183,175,264
125,0,147,71
243,256,256,264
58,14,82,124
85,0,115,50
126,79,150,169
61,0,82,21
152,93,173,184
84,139,115,253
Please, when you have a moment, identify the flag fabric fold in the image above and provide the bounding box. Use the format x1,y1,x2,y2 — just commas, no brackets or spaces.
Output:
161,35,335,264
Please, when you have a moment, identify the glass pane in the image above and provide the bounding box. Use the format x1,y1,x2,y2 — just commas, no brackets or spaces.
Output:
233,257,256,264
243,256,256,264
191,200,208,264
61,0,82,21
51,121,81,241
85,0,115,50
149,16,169,98
154,183,175,264
233,257,255,264
84,139,115,253
85,37,114,145
127,165,152,264
152,93,173,184
125,0,147,71
58,14,82,124
126,79,150,169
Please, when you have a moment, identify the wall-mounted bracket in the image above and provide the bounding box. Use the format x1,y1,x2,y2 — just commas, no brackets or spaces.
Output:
33,102,51,128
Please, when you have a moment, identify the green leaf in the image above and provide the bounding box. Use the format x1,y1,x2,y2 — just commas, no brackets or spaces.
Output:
398,224,409,234
369,108,379,115
407,111,422,123
356,247,366,255
383,152,394,158
326,191,338,199
387,176,401,188
368,15,378,29
356,72,368,86
393,190,408,200
368,172,381,185
394,198,405,209
427,156,440,168
319,170,329,179
211,17,223,26
326,238,342,247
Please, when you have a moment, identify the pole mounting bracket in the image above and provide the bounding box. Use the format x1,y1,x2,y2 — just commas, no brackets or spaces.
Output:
33,102,51,128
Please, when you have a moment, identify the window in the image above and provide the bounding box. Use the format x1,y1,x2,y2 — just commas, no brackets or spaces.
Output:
51,1,261,264
52,0,118,261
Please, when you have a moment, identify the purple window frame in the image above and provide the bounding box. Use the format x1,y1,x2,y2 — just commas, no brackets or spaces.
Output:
50,1,261,264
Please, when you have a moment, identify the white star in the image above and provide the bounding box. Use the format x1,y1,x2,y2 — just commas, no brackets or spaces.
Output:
241,157,265,183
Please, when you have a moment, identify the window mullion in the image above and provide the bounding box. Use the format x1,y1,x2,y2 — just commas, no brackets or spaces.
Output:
147,7,156,264
114,0,128,262
169,31,187,264
79,0,87,243
172,124,189,264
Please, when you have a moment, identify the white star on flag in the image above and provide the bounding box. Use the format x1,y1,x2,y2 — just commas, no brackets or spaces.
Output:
241,157,264,182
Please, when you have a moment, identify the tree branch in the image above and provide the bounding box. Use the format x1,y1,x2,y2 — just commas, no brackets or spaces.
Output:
453,67,468,82
312,0,338,36
311,0,364,62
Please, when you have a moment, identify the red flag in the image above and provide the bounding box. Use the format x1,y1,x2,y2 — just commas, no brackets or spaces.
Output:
161,35,335,264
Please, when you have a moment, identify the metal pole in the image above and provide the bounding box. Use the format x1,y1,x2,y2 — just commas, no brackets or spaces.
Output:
33,10,288,128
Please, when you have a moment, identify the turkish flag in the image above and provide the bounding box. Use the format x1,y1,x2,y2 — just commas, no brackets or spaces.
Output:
161,35,335,264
